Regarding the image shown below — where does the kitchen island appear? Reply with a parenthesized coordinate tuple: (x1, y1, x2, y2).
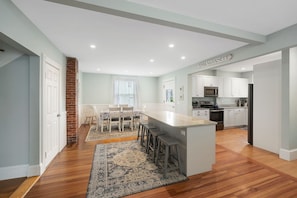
(142, 111, 217, 176)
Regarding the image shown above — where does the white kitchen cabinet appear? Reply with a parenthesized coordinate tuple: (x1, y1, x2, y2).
(234, 108, 245, 126)
(203, 76, 219, 87)
(192, 75, 222, 97)
(231, 78, 248, 97)
(216, 77, 224, 97)
(224, 108, 247, 127)
(192, 109, 209, 120)
(220, 77, 248, 98)
(241, 79, 248, 97)
(222, 77, 232, 97)
(192, 75, 248, 98)
(224, 109, 234, 127)
(244, 108, 248, 125)
(192, 76, 204, 97)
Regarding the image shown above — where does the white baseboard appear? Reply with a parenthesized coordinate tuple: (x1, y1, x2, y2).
(279, 148, 297, 161)
(0, 164, 41, 180)
(27, 164, 41, 177)
(0, 164, 28, 180)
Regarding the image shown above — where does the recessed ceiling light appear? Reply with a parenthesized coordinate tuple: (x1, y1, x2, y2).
(96, 68, 101, 71)
(90, 44, 96, 49)
(181, 56, 186, 60)
(149, 59, 155, 63)
(168, 43, 175, 48)
(241, 67, 246, 70)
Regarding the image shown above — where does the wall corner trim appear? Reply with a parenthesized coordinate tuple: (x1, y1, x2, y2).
(27, 164, 41, 177)
(279, 148, 297, 161)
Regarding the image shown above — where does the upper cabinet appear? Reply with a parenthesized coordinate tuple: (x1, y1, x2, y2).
(192, 75, 223, 97)
(192, 75, 248, 98)
(231, 77, 248, 97)
(203, 75, 219, 87)
(192, 75, 204, 97)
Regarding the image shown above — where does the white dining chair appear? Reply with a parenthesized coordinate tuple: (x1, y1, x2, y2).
(109, 107, 121, 132)
(98, 111, 109, 132)
(84, 105, 97, 126)
(121, 106, 134, 131)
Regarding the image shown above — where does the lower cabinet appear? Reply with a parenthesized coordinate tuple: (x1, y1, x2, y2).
(224, 108, 247, 127)
(192, 109, 210, 120)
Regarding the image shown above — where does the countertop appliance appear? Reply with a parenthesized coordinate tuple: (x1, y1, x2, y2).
(204, 86, 218, 97)
(192, 101, 199, 108)
(199, 101, 224, 131)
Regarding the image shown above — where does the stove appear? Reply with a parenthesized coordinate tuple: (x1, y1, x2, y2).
(197, 101, 224, 130)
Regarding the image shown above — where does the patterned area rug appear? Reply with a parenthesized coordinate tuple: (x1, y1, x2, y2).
(87, 140, 187, 198)
(85, 125, 138, 141)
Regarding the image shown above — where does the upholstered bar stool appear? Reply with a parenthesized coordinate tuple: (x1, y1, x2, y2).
(146, 128, 165, 162)
(155, 135, 182, 177)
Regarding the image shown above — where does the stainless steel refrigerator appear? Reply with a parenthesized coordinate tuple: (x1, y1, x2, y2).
(248, 84, 253, 145)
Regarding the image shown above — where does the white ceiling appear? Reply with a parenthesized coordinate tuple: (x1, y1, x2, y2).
(10, 0, 297, 76)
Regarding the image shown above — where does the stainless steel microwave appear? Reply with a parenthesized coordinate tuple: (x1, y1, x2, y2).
(204, 86, 218, 97)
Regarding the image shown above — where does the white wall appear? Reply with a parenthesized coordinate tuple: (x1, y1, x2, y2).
(253, 60, 281, 154)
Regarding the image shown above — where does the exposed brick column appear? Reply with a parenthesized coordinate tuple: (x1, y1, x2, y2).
(66, 57, 78, 144)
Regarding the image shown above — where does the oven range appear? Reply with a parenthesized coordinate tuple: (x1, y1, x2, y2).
(196, 101, 224, 131)
(208, 108, 224, 130)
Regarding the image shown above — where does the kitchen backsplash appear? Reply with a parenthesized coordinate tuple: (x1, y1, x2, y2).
(192, 97, 247, 107)
(217, 98, 244, 107)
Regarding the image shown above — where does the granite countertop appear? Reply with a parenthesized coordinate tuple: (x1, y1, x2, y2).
(142, 111, 216, 128)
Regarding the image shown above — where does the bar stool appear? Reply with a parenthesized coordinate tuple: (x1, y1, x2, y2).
(137, 122, 144, 141)
(142, 124, 157, 149)
(146, 129, 165, 162)
(137, 122, 156, 148)
(155, 135, 182, 177)
(137, 121, 146, 146)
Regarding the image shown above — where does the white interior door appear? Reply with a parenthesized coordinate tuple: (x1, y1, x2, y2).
(44, 58, 60, 168)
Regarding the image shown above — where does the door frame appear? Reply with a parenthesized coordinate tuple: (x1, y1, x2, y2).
(40, 54, 62, 173)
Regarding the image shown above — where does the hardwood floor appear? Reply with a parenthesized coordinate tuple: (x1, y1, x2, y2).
(0, 177, 26, 198)
(8, 126, 297, 197)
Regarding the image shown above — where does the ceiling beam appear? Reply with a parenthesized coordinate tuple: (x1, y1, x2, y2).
(46, 0, 266, 44)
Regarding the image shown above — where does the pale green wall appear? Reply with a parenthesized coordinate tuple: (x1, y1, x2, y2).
(80, 73, 158, 106)
(81, 73, 112, 104)
(0, 56, 30, 166)
(0, 0, 66, 179)
(139, 76, 158, 104)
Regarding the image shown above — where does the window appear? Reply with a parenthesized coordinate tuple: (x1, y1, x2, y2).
(113, 78, 138, 107)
